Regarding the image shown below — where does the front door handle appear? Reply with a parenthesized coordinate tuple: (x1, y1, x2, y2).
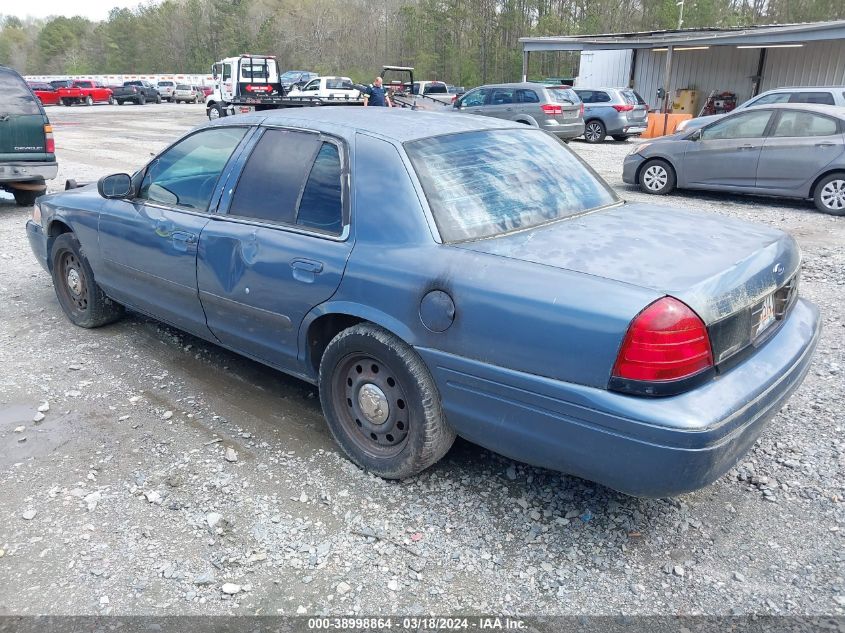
(739, 144, 757, 151)
(171, 231, 197, 252)
(815, 142, 836, 148)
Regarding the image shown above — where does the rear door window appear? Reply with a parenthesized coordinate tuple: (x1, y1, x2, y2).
(0, 69, 40, 115)
(296, 143, 344, 234)
(789, 92, 835, 105)
(490, 88, 514, 105)
(772, 111, 839, 137)
(228, 128, 321, 224)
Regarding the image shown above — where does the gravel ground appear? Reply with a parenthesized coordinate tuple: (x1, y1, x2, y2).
(0, 103, 843, 617)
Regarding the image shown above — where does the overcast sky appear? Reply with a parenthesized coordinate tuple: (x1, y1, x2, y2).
(0, 0, 151, 22)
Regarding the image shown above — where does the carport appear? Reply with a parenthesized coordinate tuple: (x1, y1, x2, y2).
(519, 20, 845, 120)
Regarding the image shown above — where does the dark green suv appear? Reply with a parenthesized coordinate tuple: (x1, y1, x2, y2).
(1, 65, 57, 206)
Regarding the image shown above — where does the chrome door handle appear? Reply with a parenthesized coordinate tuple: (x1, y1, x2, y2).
(815, 142, 836, 148)
(739, 144, 756, 151)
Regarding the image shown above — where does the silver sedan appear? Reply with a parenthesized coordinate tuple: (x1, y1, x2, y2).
(623, 104, 845, 215)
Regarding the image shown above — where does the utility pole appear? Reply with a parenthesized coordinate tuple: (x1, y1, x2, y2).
(677, 0, 685, 29)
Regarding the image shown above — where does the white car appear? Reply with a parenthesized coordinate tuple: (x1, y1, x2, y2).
(287, 76, 361, 100)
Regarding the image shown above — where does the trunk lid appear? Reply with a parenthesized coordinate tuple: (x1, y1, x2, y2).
(456, 203, 801, 364)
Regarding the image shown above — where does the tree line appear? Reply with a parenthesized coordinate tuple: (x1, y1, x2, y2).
(1, 0, 843, 87)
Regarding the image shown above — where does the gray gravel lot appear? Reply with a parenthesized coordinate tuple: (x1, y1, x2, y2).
(0, 103, 843, 616)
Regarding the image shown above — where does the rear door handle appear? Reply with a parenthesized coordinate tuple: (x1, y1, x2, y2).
(815, 142, 836, 148)
(739, 144, 757, 151)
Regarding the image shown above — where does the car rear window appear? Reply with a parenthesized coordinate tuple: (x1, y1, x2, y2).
(424, 83, 448, 94)
(177, 84, 191, 90)
(158, 81, 174, 86)
(0, 70, 40, 115)
(621, 89, 646, 105)
(547, 87, 579, 105)
(406, 129, 618, 242)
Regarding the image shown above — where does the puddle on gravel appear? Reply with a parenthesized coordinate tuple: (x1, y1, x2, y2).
(0, 403, 81, 467)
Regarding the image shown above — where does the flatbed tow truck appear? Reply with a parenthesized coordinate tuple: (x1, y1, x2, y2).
(205, 56, 449, 119)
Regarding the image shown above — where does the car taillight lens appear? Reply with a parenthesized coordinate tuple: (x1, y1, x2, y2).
(612, 297, 713, 383)
(451, 95, 457, 103)
(613, 104, 635, 112)
(579, 103, 584, 116)
(541, 103, 562, 115)
(44, 124, 55, 153)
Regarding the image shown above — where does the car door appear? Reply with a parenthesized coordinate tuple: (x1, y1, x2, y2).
(755, 109, 844, 192)
(197, 127, 353, 371)
(682, 109, 774, 188)
(456, 87, 488, 115)
(97, 125, 251, 337)
(486, 87, 516, 121)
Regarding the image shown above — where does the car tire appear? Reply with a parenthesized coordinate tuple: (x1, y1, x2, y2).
(85, 95, 93, 106)
(612, 135, 630, 142)
(584, 120, 607, 143)
(638, 158, 676, 195)
(138, 94, 146, 105)
(155, 94, 162, 104)
(117, 100, 124, 105)
(208, 103, 226, 120)
(108, 96, 116, 105)
(62, 99, 71, 106)
(813, 172, 845, 216)
(319, 323, 456, 479)
(12, 187, 40, 206)
(50, 233, 124, 329)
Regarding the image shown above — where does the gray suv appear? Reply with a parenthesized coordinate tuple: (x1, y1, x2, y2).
(574, 87, 649, 143)
(452, 82, 584, 141)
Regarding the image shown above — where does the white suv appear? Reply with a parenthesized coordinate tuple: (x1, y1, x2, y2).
(678, 86, 845, 131)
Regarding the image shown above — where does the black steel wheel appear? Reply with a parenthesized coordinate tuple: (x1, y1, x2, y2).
(319, 324, 455, 479)
(50, 233, 124, 328)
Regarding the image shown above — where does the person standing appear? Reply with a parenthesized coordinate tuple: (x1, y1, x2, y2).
(363, 76, 392, 107)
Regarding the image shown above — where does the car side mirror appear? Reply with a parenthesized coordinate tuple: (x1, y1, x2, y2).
(689, 129, 702, 141)
(98, 173, 133, 199)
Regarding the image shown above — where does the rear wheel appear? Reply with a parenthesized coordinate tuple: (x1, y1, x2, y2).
(138, 94, 146, 105)
(117, 100, 124, 105)
(50, 233, 124, 328)
(612, 135, 630, 142)
(319, 324, 456, 479)
(584, 120, 606, 143)
(62, 99, 71, 107)
(638, 158, 676, 195)
(108, 95, 116, 105)
(814, 172, 845, 216)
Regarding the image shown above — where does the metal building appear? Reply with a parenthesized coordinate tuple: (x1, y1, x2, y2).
(519, 20, 845, 113)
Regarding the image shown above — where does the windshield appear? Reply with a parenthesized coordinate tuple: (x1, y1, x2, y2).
(406, 129, 618, 242)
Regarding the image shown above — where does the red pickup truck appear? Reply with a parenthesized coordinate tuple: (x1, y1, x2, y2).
(49, 79, 114, 106)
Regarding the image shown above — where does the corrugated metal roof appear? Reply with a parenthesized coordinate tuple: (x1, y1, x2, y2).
(521, 19, 845, 51)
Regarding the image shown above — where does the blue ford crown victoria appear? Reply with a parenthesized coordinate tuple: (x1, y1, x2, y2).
(26, 108, 820, 497)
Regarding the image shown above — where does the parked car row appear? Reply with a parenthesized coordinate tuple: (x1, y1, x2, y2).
(28, 80, 116, 106)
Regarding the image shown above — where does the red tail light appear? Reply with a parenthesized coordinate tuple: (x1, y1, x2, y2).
(612, 297, 713, 383)
(541, 103, 562, 115)
(613, 104, 635, 112)
(44, 124, 55, 154)
(451, 95, 457, 103)
(579, 102, 584, 116)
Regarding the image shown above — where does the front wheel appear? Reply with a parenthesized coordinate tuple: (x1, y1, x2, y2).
(319, 324, 456, 479)
(50, 233, 124, 328)
(85, 95, 93, 106)
(814, 172, 845, 216)
(584, 120, 607, 143)
(638, 158, 676, 195)
(207, 103, 226, 120)
(108, 95, 116, 105)
(612, 135, 630, 142)
(138, 94, 146, 105)
(155, 94, 162, 104)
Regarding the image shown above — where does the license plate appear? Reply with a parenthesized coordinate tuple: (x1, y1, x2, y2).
(751, 292, 776, 339)
(563, 110, 578, 119)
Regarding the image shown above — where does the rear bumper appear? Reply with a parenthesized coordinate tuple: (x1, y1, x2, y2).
(26, 220, 50, 272)
(544, 120, 585, 140)
(0, 161, 57, 184)
(417, 298, 820, 497)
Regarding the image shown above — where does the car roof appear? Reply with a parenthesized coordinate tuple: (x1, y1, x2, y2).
(742, 103, 845, 118)
(762, 86, 845, 92)
(212, 107, 525, 143)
